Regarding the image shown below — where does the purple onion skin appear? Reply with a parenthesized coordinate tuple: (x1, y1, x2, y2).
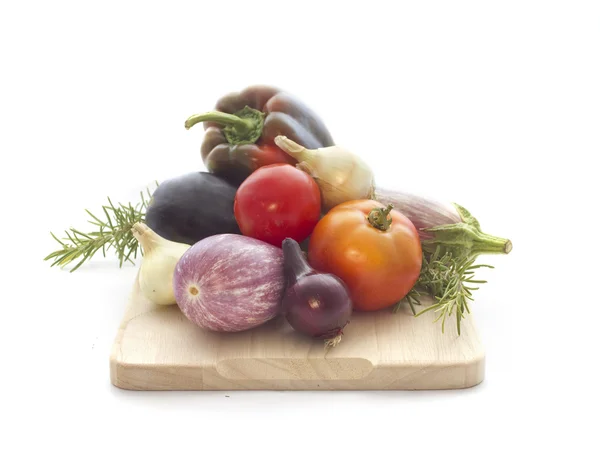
(374, 187, 461, 240)
(281, 238, 352, 340)
(173, 234, 285, 332)
(282, 275, 352, 339)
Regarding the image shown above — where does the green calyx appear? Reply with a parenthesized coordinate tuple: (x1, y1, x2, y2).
(184, 105, 265, 145)
(396, 203, 512, 336)
(367, 204, 394, 231)
(420, 203, 513, 259)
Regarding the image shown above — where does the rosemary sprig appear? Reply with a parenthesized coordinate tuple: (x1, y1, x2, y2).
(401, 246, 494, 335)
(44, 185, 157, 272)
(393, 288, 421, 315)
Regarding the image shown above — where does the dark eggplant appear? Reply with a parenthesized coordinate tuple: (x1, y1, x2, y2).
(145, 172, 240, 245)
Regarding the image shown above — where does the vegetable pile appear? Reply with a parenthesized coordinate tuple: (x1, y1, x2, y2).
(45, 84, 512, 345)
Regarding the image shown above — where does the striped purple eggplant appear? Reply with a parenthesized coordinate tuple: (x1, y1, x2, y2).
(374, 187, 512, 258)
(173, 234, 285, 332)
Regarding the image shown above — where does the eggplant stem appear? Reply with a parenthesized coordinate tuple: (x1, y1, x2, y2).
(422, 222, 512, 257)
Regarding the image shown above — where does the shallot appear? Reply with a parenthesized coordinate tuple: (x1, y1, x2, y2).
(131, 222, 191, 305)
(281, 238, 353, 348)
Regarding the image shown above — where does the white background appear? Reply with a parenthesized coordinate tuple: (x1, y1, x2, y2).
(1, 1, 599, 458)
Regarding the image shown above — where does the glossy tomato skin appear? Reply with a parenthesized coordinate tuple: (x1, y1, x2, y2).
(308, 200, 422, 312)
(234, 164, 321, 247)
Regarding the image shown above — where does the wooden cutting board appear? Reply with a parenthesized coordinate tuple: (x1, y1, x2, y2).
(110, 273, 485, 391)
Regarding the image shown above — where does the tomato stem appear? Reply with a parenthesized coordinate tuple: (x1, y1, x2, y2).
(367, 204, 394, 231)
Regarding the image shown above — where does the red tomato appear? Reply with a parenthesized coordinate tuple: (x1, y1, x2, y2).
(234, 164, 321, 247)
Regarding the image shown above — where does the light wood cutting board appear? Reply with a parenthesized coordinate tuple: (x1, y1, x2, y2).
(110, 273, 485, 391)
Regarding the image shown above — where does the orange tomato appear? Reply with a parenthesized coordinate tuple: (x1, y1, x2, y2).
(308, 200, 422, 312)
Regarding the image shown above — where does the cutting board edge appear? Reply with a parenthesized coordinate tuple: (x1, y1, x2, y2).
(109, 352, 485, 391)
(109, 272, 486, 391)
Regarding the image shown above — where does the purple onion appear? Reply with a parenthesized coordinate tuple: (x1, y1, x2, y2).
(173, 234, 285, 332)
(281, 238, 353, 348)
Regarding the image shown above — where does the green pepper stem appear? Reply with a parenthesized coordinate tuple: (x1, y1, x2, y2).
(184, 111, 253, 132)
(184, 105, 265, 145)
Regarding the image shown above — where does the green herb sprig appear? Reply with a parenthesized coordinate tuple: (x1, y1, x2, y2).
(44, 185, 156, 272)
(397, 246, 494, 335)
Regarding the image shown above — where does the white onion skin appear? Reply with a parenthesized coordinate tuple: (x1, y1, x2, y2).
(173, 234, 285, 332)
